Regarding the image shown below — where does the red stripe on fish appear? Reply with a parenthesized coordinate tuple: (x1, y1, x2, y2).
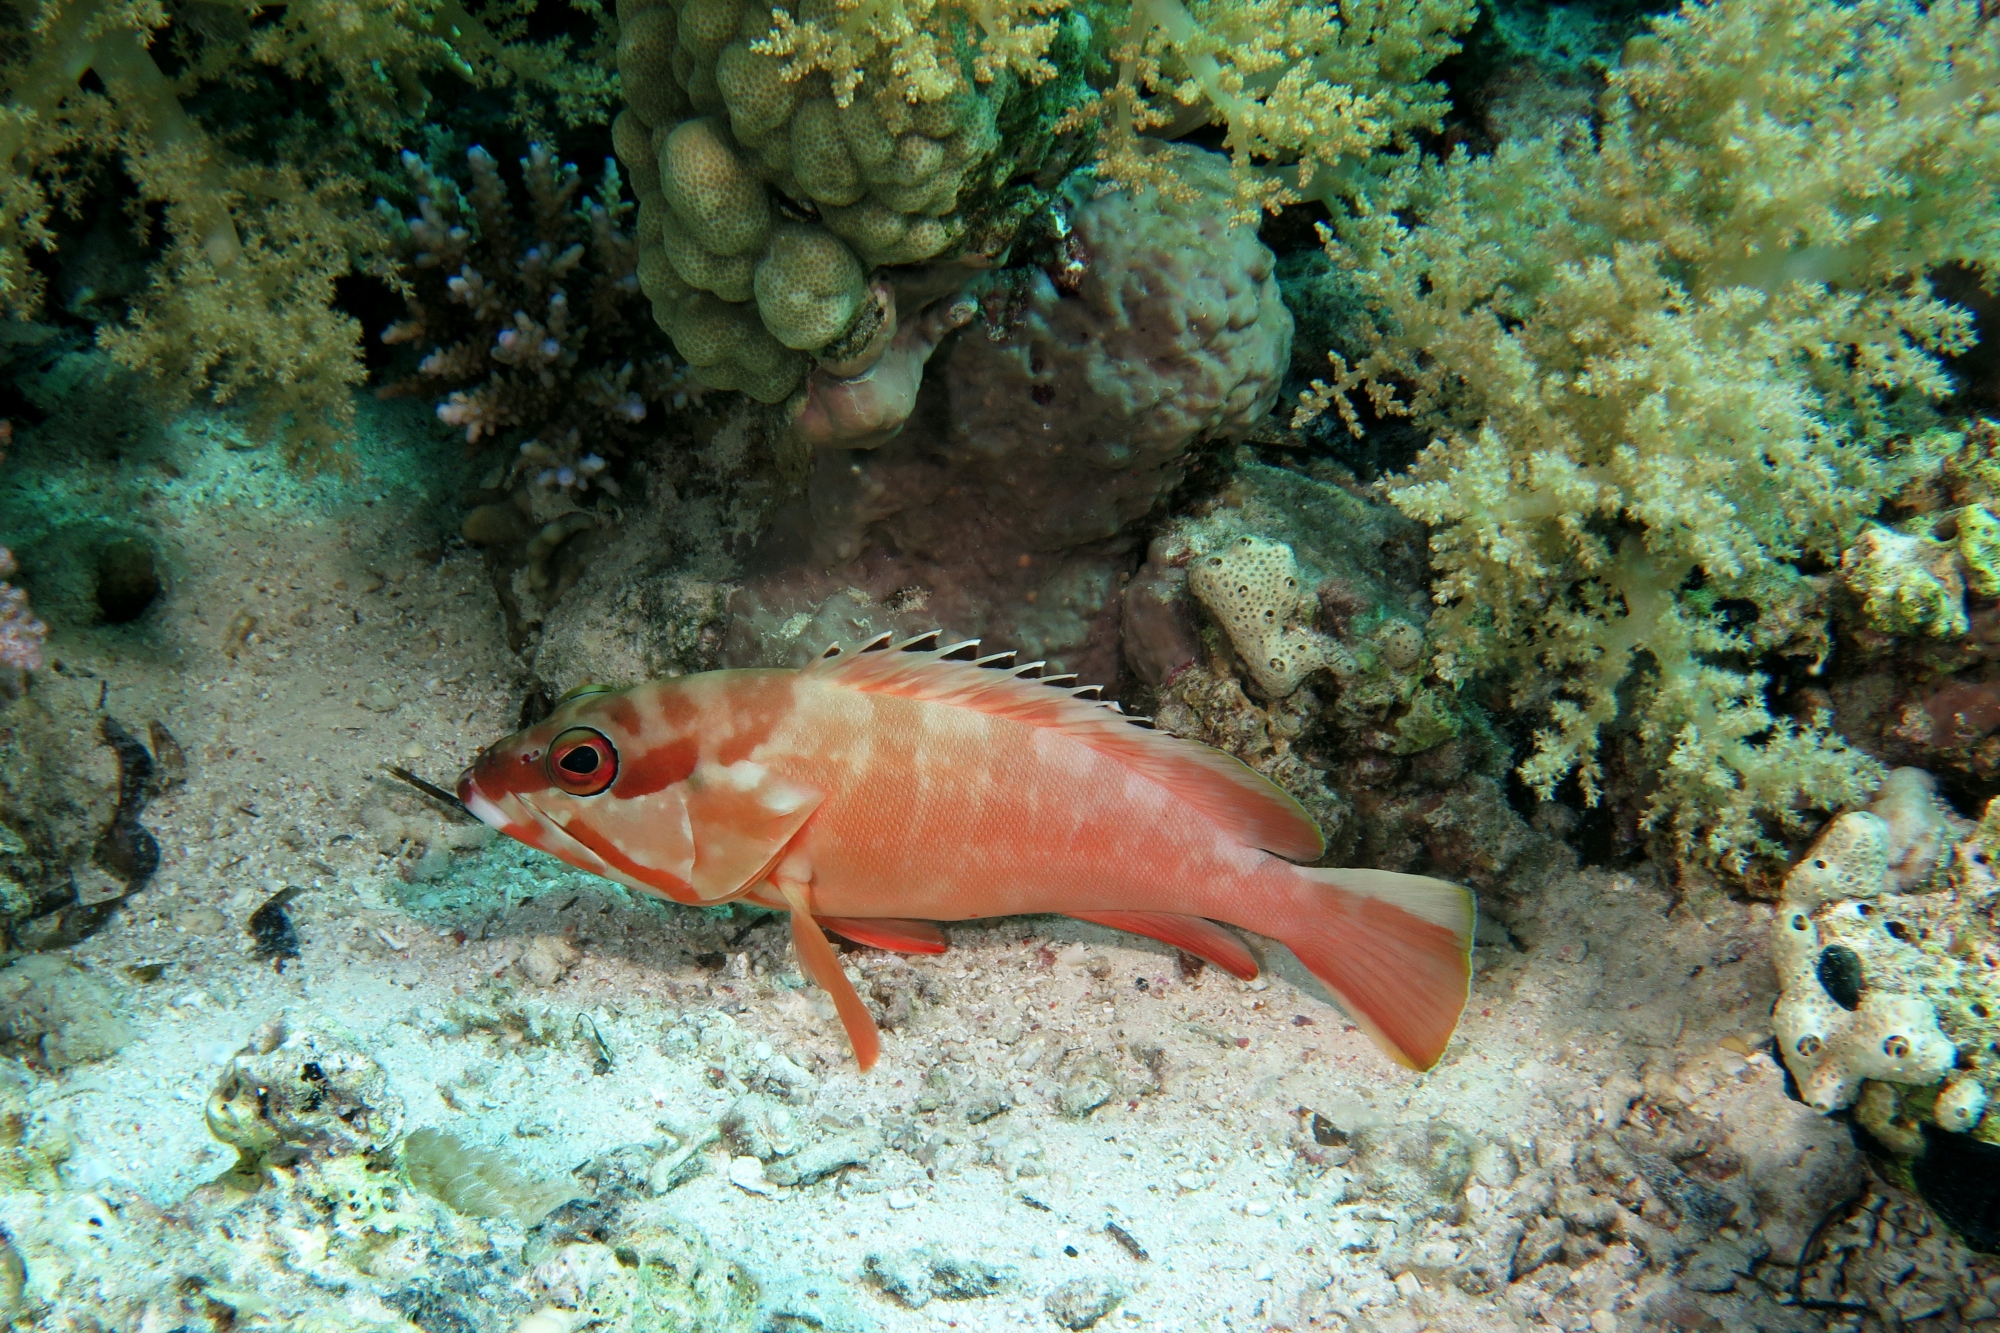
(552, 809, 700, 903)
(615, 736, 700, 798)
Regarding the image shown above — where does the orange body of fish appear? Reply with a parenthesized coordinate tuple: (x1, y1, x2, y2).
(456, 636, 1476, 1071)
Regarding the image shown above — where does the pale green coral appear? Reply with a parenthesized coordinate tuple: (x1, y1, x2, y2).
(1069, 0, 1475, 220)
(1958, 504, 2000, 600)
(1306, 0, 2000, 866)
(1841, 523, 1969, 640)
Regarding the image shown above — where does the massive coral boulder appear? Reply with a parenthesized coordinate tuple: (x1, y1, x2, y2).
(723, 144, 1292, 682)
(615, 0, 1088, 401)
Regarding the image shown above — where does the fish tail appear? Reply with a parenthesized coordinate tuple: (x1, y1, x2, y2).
(1274, 866, 1475, 1071)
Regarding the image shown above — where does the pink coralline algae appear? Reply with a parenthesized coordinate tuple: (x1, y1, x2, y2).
(728, 144, 1293, 683)
(0, 548, 46, 672)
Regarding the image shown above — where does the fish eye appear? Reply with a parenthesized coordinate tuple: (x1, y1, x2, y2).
(547, 727, 618, 796)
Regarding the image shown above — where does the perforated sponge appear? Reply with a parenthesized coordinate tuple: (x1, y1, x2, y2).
(1188, 535, 1332, 699)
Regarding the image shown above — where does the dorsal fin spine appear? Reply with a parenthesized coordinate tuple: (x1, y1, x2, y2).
(806, 638, 1324, 861)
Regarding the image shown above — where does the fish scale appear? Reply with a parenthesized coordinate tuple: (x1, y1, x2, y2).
(458, 633, 1476, 1072)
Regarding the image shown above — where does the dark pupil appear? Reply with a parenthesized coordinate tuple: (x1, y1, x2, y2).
(560, 745, 600, 775)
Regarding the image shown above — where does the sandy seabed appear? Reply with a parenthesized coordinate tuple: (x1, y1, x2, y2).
(2, 392, 1997, 1333)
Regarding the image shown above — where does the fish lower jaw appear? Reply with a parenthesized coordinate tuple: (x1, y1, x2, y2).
(457, 772, 511, 830)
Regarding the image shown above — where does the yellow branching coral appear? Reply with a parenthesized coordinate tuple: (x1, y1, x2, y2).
(0, 0, 612, 469)
(1067, 0, 1472, 220)
(751, 0, 1069, 106)
(1307, 0, 2000, 866)
(747, 0, 1468, 220)
(97, 168, 377, 470)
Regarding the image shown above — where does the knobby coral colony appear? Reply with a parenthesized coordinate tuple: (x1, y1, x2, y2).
(613, 0, 1474, 400)
(1300, 0, 2000, 868)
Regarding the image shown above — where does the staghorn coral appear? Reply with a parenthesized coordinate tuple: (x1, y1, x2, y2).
(0, 0, 616, 469)
(378, 142, 687, 600)
(1305, 0, 2000, 868)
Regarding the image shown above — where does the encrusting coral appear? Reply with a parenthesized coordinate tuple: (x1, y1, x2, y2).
(1772, 768, 2000, 1251)
(1186, 534, 1343, 699)
(0, 0, 615, 469)
(1304, 0, 2000, 867)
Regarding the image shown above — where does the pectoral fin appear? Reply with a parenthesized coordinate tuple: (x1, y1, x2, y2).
(683, 765, 823, 901)
(775, 878, 882, 1071)
(817, 917, 948, 954)
(1067, 911, 1259, 980)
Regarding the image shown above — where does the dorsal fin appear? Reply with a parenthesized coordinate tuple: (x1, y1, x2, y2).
(808, 635, 1325, 861)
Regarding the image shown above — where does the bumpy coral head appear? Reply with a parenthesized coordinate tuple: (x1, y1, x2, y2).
(457, 682, 702, 900)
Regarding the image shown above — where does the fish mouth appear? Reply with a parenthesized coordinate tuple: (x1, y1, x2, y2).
(456, 767, 510, 830)
(515, 793, 623, 882)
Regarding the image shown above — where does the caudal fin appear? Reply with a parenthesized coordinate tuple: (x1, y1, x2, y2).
(1281, 867, 1474, 1071)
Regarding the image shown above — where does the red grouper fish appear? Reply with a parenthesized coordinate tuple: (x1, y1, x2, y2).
(456, 633, 1476, 1072)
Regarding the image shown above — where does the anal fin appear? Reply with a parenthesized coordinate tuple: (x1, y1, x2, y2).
(1068, 911, 1259, 980)
(776, 879, 882, 1071)
(817, 916, 948, 954)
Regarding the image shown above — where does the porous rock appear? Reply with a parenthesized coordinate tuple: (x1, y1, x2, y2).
(206, 1015, 404, 1170)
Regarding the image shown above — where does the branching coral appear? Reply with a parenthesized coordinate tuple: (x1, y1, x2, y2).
(1305, 0, 2000, 866)
(751, 0, 1071, 107)
(1068, 0, 1473, 219)
(379, 143, 679, 500)
(0, 0, 616, 469)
